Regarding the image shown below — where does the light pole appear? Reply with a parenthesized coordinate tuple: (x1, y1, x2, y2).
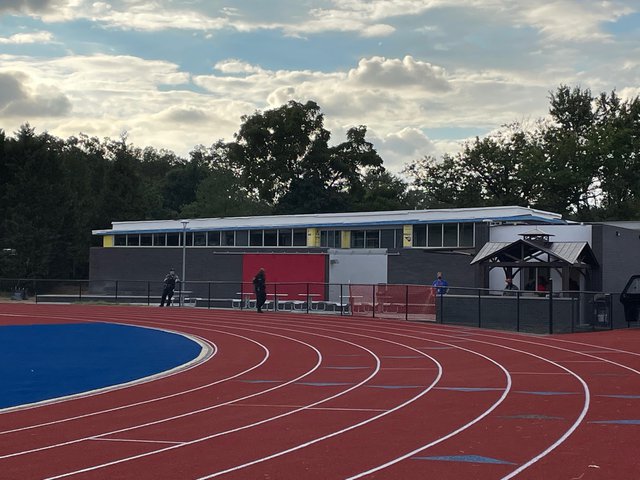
(181, 220, 189, 306)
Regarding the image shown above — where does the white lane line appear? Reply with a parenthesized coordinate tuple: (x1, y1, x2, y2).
(2, 324, 318, 458)
(260, 317, 586, 480)
(186, 316, 507, 480)
(510, 372, 571, 375)
(43, 332, 382, 479)
(194, 332, 445, 480)
(230, 404, 388, 413)
(328, 319, 638, 479)
(89, 438, 184, 445)
(0, 329, 253, 435)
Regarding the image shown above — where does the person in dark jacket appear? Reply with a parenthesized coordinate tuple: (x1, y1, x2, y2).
(503, 276, 519, 296)
(253, 268, 267, 313)
(160, 268, 179, 307)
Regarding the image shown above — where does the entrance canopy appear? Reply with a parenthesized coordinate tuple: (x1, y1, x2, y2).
(471, 235, 598, 291)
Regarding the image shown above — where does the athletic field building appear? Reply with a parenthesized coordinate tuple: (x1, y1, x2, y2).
(90, 206, 640, 302)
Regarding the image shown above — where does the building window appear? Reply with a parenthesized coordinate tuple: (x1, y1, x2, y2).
(380, 229, 396, 248)
(140, 234, 152, 246)
(114, 235, 126, 246)
(153, 233, 166, 246)
(278, 229, 292, 246)
(167, 233, 179, 246)
(127, 234, 140, 246)
(236, 230, 249, 247)
(264, 230, 277, 247)
(413, 225, 427, 247)
(320, 230, 341, 248)
(443, 223, 458, 247)
(351, 230, 365, 248)
(413, 222, 474, 248)
(208, 231, 220, 246)
(222, 231, 235, 246)
(180, 232, 193, 246)
(194, 232, 206, 246)
(293, 229, 307, 246)
(250, 230, 262, 246)
(395, 229, 403, 248)
(428, 224, 443, 247)
(460, 223, 474, 247)
(365, 230, 380, 248)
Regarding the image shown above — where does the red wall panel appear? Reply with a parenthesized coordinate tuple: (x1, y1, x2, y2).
(242, 253, 327, 301)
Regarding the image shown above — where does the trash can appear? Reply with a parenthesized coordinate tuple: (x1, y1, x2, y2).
(591, 294, 610, 325)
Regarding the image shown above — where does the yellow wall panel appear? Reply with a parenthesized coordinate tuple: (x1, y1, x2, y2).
(403, 225, 413, 247)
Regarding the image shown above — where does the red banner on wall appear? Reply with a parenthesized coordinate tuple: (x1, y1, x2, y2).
(242, 253, 327, 301)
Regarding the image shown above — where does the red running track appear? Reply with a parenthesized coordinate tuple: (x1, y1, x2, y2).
(1, 303, 640, 479)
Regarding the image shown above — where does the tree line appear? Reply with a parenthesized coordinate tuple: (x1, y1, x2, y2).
(1, 86, 639, 279)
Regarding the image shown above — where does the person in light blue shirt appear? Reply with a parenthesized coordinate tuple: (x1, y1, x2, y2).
(432, 271, 449, 295)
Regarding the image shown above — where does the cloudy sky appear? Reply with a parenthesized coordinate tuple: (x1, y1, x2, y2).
(1, 1, 639, 173)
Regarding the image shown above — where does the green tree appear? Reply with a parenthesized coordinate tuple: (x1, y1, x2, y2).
(592, 92, 640, 219)
(1, 125, 69, 277)
(181, 145, 270, 218)
(350, 170, 413, 211)
(225, 101, 384, 212)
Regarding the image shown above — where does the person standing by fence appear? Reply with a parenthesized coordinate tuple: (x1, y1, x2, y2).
(432, 271, 449, 295)
(253, 268, 267, 313)
(503, 276, 519, 296)
(160, 268, 179, 307)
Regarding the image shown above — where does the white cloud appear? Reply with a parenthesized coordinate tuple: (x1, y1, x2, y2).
(348, 56, 451, 91)
(0, 31, 54, 44)
(521, 0, 634, 42)
(5, 0, 636, 44)
(1, 0, 639, 175)
(0, 71, 71, 118)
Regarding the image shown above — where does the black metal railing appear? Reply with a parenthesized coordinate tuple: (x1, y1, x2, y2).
(0, 278, 635, 333)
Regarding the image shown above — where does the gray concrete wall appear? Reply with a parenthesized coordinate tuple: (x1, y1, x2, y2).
(598, 224, 640, 293)
(89, 247, 243, 298)
(387, 248, 479, 288)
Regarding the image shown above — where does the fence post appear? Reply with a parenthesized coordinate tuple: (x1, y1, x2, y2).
(147, 281, 151, 306)
(477, 288, 481, 328)
(372, 284, 376, 319)
(306, 283, 310, 314)
(340, 283, 344, 316)
(608, 294, 613, 330)
(115, 280, 119, 304)
(240, 282, 244, 310)
(405, 284, 409, 321)
(208, 282, 211, 309)
(79, 281, 82, 303)
(548, 279, 554, 334)
(274, 283, 278, 312)
(516, 290, 521, 332)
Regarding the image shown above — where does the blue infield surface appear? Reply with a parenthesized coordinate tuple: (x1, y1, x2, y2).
(0, 322, 202, 409)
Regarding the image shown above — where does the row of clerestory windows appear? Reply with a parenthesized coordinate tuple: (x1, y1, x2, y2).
(111, 223, 475, 249)
(114, 228, 308, 248)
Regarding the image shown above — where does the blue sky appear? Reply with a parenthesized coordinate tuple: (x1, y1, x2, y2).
(1, 1, 639, 173)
